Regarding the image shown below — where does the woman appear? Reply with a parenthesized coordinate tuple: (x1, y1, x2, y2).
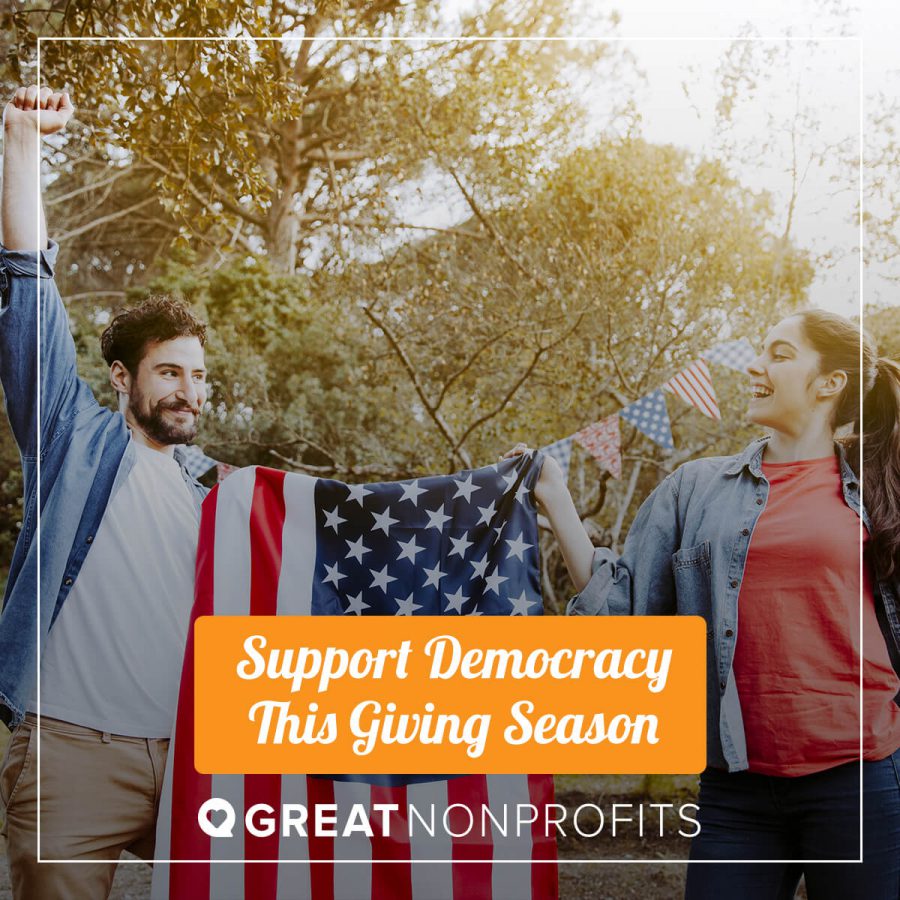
(509, 310, 900, 899)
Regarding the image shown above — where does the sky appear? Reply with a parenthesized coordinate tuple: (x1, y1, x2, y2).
(606, 0, 897, 314)
(437, 0, 899, 315)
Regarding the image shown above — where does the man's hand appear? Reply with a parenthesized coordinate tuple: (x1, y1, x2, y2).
(1, 86, 71, 249)
(3, 85, 74, 136)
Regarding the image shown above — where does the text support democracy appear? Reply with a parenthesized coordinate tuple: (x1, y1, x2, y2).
(236, 634, 673, 694)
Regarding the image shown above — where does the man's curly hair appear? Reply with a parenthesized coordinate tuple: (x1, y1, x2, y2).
(100, 295, 207, 373)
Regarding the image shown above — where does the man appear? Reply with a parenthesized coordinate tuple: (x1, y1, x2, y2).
(0, 85, 209, 898)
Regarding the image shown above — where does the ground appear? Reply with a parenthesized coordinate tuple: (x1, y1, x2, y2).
(0, 833, 689, 899)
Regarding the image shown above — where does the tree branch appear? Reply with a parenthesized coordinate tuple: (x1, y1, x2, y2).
(362, 304, 472, 468)
(56, 197, 157, 242)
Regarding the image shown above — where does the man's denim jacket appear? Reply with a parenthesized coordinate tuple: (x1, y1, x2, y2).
(567, 438, 900, 772)
(0, 242, 207, 728)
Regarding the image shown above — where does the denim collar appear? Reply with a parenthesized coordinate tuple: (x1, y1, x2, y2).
(723, 435, 860, 491)
(723, 436, 769, 478)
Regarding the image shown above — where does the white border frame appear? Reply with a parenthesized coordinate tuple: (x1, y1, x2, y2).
(34, 33, 866, 867)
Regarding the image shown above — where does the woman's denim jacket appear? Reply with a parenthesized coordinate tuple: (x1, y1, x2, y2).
(567, 438, 900, 772)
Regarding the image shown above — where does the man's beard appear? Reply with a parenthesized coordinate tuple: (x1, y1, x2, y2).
(129, 394, 199, 445)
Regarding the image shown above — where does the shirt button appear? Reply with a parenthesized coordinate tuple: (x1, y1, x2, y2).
(730, 579, 739, 588)
(725, 629, 734, 637)
(63, 577, 73, 586)
(741, 528, 749, 536)
(720, 680, 726, 690)
(86, 535, 94, 544)
(756, 498, 764, 505)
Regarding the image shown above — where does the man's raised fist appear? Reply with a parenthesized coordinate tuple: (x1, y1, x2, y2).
(4, 85, 74, 135)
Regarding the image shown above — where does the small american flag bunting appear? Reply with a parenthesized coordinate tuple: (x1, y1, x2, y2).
(662, 359, 721, 420)
(574, 416, 622, 479)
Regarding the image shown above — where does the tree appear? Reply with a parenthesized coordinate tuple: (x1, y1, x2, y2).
(866, 305, 900, 359)
(681, 16, 861, 310)
(4, 0, 625, 283)
(0, 4, 815, 608)
(346, 137, 812, 607)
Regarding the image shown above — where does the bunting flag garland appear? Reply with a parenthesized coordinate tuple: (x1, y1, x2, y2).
(702, 338, 756, 373)
(619, 389, 675, 451)
(540, 436, 574, 481)
(662, 359, 721, 420)
(574, 416, 622, 479)
(186, 336, 753, 483)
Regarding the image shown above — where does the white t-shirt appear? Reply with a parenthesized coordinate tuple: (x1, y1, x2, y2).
(30, 441, 201, 737)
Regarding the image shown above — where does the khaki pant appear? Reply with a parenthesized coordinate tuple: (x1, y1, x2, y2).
(0, 714, 169, 900)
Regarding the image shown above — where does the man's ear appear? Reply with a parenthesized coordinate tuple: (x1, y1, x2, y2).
(109, 360, 131, 398)
(817, 369, 848, 400)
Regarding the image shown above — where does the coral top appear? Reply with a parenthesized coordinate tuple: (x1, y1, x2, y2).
(731, 455, 900, 776)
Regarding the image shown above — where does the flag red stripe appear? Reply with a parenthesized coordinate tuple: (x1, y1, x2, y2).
(249, 468, 287, 617)
(447, 776, 492, 900)
(307, 776, 336, 900)
(528, 774, 558, 900)
(169, 487, 218, 898)
(245, 470, 287, 896)
(370, 785, 413, 900)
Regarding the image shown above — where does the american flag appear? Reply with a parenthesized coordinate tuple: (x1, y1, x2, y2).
(151, 453, 558, 900)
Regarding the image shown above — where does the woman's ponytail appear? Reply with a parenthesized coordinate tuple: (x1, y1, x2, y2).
(861, 357, 900, 579)
(796, 309, 900, 581)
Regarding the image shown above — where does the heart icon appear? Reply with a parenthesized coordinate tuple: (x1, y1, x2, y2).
(198, 798, 236, 838)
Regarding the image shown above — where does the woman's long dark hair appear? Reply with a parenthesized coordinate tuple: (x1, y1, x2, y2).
(796, 309, 900, 580)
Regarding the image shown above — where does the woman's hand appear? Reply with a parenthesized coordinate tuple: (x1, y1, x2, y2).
(499, 442, 595, 592)
(500, 442, 566, 510)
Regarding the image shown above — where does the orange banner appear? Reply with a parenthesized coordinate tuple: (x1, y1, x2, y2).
(194, 616, 706, 774)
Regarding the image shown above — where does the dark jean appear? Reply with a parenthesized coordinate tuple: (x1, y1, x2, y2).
(685, 751, 900, 900)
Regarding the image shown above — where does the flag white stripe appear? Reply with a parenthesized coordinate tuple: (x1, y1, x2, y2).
(672, 374, 713, 416)
(214, 466, 256, 616)
(488, 775, 533, 899)
(149, 738, 175, 896)
(208, 472, 253, 893)
(331, 781, 373, 897)
(276, 473, 319, 615)
(209, 773, 246, 893)
(276, 775, 312, 900)
(408, 780, 454, 895)
(664, 362, 720, 419)
(671, 368, 706, 399)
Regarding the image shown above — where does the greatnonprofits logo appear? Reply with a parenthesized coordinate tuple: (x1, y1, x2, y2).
(196, 797, 700, 840)
(198, 798, 238, 838)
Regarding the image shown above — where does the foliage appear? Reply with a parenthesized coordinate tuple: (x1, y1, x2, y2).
(338, 137, 812, 605)
(0, 2, 817, 608)
(4, 0, 621, 279)
(866, 305, 900, 360)
(64, 248, 431, 477)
